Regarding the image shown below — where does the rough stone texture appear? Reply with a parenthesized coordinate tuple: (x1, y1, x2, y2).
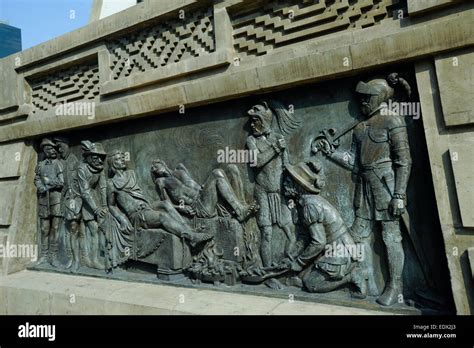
(0, 142, 23, 178)
(408, 0, 460, 15)
(0, 182, 17, 226)
(0, 5, 472, 142)
(449, 145, 474, 228)
(0, 143, 38, 276)
(468, 248, 474, 281)
(0, 270, 393, 315)
(435, 47, 474, 127)
(415, 59, 474, 314)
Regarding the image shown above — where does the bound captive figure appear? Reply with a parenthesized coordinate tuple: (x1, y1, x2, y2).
(150, 160, 257, 222)
(281, 161, 367, 298)
(35, 138, 64, 266)
(246, 101, 301, 289)
(107, 151, 213, 247)
(314, 77, 412, 306)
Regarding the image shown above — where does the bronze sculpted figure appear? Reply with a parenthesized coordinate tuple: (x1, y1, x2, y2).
(76, 141, 109, 270)
(246, 101, 300, 289)
(35, 138, 64, 266)
(53, 136, 80, 270)
(314, 77, 412, 306)
(31, 72, 432, 311)
(281, 161, 367, 298)
(150, 160, 256, 222)
(107, 151, 213, 248)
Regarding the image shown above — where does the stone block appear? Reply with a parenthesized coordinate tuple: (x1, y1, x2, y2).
(449, 146, 474, 227)
(468, 247, 474, 281)
(0, 142, 24, 178)
(5, 287, 50, 315)
(435, 47, 474, 127)
(0, 182, 17, 226)
(408, 0, 460, 16)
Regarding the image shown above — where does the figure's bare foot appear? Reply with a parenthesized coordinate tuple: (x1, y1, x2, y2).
(186, 232, 213, 247)
(236, 201, 259, 222)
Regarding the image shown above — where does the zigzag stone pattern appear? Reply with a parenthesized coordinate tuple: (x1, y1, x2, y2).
(232, 0, 401, 58)
(30, 63, 100, 114)
(107, 6, 215, 81)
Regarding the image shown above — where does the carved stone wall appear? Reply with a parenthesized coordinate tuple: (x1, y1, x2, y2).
(29, 63, 100, 114)
(231, 0, 402, 58)
(0, 0, 472, 315)
(107, 6, 215, 80)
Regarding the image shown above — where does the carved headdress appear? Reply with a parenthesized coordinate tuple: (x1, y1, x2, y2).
(247, 100, 302, 136)
(80, 140, 107, 157)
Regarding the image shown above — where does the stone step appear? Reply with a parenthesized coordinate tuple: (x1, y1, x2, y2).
(0, 270, 395, 315)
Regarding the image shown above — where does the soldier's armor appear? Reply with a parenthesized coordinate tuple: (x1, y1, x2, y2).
(352, 110, 411, 221)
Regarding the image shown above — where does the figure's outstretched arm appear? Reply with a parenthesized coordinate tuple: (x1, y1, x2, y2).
(295, 223, 326, 268)
(316, 134, 357, 171)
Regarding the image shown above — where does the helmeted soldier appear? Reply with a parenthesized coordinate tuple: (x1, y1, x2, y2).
(316, 77, 412, 306)
(34, 138, 64, 266)
(246, 102, 296, 289)
(53, 136, 80, 270)
(76, 140, 108, 269)
(281, 161, 367, 298)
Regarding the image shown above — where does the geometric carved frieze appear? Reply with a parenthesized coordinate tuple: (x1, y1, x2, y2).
(232, 0, 402, 58)
(29, 63, 100, 114)
(106, 6, 215, 80)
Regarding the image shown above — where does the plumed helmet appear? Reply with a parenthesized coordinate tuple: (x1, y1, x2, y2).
(355, 78, 394, 103)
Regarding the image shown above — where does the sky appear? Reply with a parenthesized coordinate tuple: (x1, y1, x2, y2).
(0, 0, 93, 50)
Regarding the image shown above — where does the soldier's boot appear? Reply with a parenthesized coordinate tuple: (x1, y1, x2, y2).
(91, 255, 104, 270)
(90, 240, 105, 270)
(350, 266, 368, 299)
(360, 238, 380, 296)
(49, 241, 62, 268)
(36, 234, 49, 265)
(80, 234, 94, 268)
(64, 231, 74, 269)
(71, 234, 81, 272)
(377, 279, 402, 306)
(377, 237, 404, 306)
